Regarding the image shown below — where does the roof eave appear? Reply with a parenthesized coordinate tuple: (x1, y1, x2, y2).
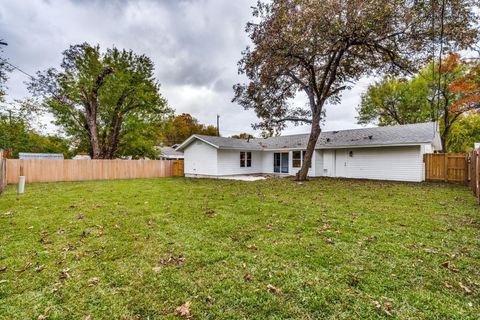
(175, 135, 220, 151)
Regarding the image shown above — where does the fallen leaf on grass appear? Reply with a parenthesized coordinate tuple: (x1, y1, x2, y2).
(267, 284, 281, 294)
(158, 255, 186, 267)
(326, 238, 335, 245)
(35, 265, 44, 273)
(441, 261, 458, 272)
(459, 282, 472, 293)
(206, 295, 213, 305)
(15, 262, 32, 272)
(0, 266, 7, 273)
(38, 315, 47, 320)
(3, 211, 13, 216)
(175, 301, 192, 318)
(444, 281, 453, 289)
(205, 209, 216, 217)
(0, 280, 9, 284)
(60, 268, 71, 279)
(243, 273, 252, 281)
(247, 244, 257, 250)
(88, 277, 99, 287)
(77, 214, 85, 220)
(84, 316, 92, 320)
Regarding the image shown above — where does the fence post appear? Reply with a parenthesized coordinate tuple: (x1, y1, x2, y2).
(476, 151, 480, 204)
(0, 150, 5, 194)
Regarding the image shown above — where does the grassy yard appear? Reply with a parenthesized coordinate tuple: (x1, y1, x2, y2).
(0, 177, 479, 319)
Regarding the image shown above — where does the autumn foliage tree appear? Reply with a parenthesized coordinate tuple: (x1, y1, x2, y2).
(159, 113, 218, 145)
(234, 0, 478, 180)
(358, 53, 480, 151)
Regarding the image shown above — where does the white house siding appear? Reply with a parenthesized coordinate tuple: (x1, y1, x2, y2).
(289, 150, 315, 176)
(184, 140, 218, 176)
(261, 151, 275, 174)
(217, 150, 263, 175)
(338, 146, 424, 182)
(314, 150, 324, 176)
(323, 150, 335, 177)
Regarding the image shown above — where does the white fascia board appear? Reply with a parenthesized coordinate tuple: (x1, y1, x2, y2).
(176, 135, 219, 151)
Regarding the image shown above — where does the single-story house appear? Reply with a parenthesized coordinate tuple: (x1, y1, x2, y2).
(176, 122, 441, 182)
(156, 146, 184, 160)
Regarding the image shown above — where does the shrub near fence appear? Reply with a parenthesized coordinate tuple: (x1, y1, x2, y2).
(6, 159, 184, 184)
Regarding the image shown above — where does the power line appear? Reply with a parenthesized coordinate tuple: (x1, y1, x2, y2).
(0, 58, 36, 80)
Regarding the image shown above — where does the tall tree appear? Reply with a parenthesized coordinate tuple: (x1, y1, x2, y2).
(357, 76, 433, 126)
(159, 113, 218, 145)
(231, 133, 255, 139)
(0, 42, 12, 103)
(234, 0, 478, 180)
(357, 54, 480, 151)
(29, 43, 171, 159)
(448, 113, 480, 152)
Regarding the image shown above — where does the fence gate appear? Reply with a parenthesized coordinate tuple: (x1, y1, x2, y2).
(424, 153, 467, 183)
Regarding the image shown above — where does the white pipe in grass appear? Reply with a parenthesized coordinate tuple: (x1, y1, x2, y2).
(18, 176, 25, 194)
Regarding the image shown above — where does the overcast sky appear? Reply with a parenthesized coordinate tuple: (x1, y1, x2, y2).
(0, 0, 372, 137)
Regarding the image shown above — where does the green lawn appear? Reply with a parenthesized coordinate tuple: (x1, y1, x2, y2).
(0, 178, 479, 319)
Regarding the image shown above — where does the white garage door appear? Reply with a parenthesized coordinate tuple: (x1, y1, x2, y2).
(334, 146, 423, 182)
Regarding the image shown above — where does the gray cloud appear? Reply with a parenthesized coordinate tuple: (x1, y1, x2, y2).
(1, 0, 367, 137)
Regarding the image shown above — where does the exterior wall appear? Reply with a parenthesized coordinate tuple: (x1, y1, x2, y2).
(323, 150, 335, 177)
(335, 145, 424, 182)
(184, 138, 430, 182)
(314, 150, 324, 176)
(261, 151, 275, 174)
(217, 150, 263, 175)
(184, 140, 218, 176)
(289, 150, 315, 177)
(261, 150, 315, 176)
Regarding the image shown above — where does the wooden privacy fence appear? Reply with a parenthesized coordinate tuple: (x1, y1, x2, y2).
(0, 150, 6, 193)
(424, 151, 480, 204)
(468, 150, 480, 204)
(5, 159, 184, 184)
(424, 153, 468, 183)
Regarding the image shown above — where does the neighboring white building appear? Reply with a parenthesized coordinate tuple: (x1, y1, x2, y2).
(18, 153, 64, 160)
(176, 122, 442, 182)
(156, 146, 184, 160)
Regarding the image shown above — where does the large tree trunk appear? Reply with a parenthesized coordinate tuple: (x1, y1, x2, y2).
(296, 113, 321, 181)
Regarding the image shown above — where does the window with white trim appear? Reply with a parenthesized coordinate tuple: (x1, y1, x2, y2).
(240, 152, 252, 167)
(292, 150, 311, 168)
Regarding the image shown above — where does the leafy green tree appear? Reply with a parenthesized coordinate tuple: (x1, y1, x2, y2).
(29, 43, 172, 159)
(357, 76, 433, 126)
(231, 133, 255, 140)
(0, 42, 12, 103)
(358, 54, 479, 151)
(233, 0, 478, 180)
(0, 113, 71, 158)
(448, 114, 480, 152)
(159, 113, 218, 145)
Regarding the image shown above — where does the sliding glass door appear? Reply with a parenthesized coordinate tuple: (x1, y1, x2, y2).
(273, 152, 289, 173)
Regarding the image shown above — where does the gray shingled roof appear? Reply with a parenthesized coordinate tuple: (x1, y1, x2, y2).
(178, 122, 438, 151)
